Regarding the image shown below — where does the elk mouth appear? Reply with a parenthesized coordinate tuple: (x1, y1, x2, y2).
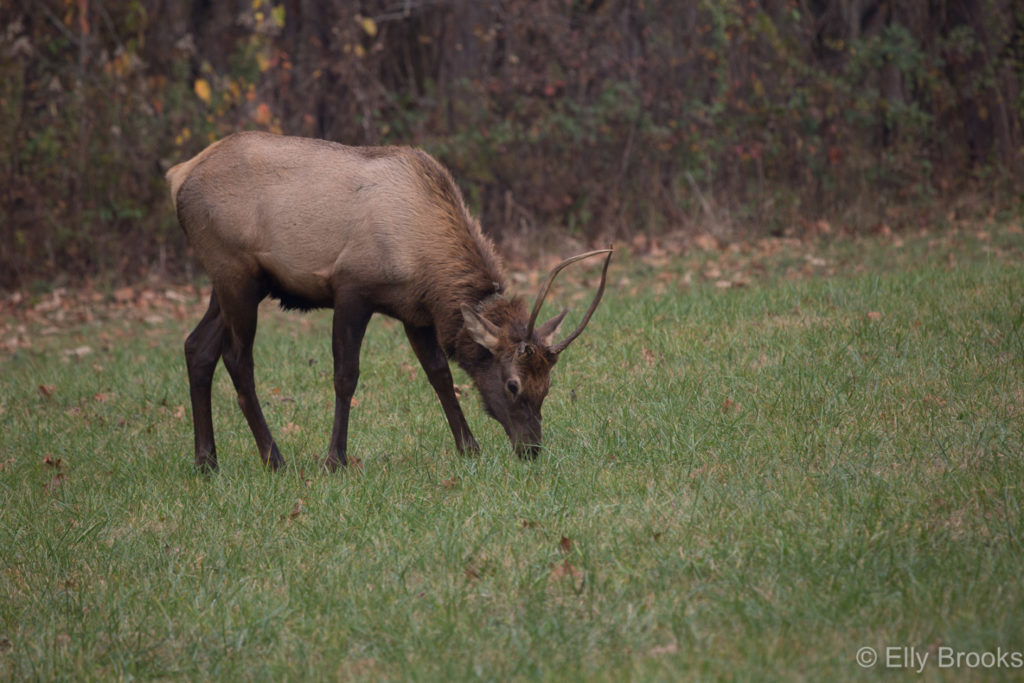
(514, 440, 541, 460)
(502, 415, 542, 460)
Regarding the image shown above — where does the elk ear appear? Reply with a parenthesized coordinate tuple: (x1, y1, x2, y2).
(461, 304, 501, 353)
(535, 309, 568, 348)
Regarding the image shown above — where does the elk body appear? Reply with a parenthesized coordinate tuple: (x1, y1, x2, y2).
(166, 131, 612, 471)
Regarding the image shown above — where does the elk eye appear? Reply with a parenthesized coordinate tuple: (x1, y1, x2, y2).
(506, 378, 521, 397)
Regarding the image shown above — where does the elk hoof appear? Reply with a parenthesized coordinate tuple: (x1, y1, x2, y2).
(264, 444, 286, 471)
(322, 454, 346, 472)
(195, 452, 218, 473)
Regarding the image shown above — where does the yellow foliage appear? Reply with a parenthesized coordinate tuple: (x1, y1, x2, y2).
(358, 15, 378, 38)
(193, 78, 212, 105)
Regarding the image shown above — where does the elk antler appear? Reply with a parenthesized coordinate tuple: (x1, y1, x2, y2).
(525, 248, 614, 354)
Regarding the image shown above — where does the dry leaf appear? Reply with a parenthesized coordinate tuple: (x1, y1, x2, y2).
(289, 499, 304, 519)
(63, 345, 93, 358)
(441, 478, 459, 489)
(648, 641, 679, 656)
(44, 473, 66, 491)
(42, 454, 62, 468)
(866, 311, 883, 321)
(38, 384, 56, 399)
(401, 361, 419, 380)
(693, 233, 719, 251)
(559, 536, 574, 553)
(549, 560, 583, 582)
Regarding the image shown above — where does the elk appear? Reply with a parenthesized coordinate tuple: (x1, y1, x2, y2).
(166, 131, 612, 471)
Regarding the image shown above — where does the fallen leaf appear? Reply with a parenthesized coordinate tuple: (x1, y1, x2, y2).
(38, 384, 56, 399)
(521, 520, 540, 529)
(401, 361, 419, 380)
(289, 498, 304, 519)
(549, 560, 584, 582)
(283, 421, 301, 435)
(866, 311, 883, 321)
(42, 455, 62, 468)
(93, 392, 111, 403)
(113, 286, 134, 303)
(559, 536, 574, 553)
(441, 478, 459, 489)
(350, 397, 359, 408)
(44, 473, 66, 491)
(173, 405, 185, 420)
(693, 233, 719, 251)
(648, 641, 679, 656)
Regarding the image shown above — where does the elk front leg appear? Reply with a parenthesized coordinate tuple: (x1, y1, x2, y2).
(218, 284, 285, 470)
(324, 298, 373, 471)
(404, 323, 479, 454)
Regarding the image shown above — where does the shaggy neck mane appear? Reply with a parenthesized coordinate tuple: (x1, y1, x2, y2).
(406, 148, 524, 365)
(428, 217, 517, 364)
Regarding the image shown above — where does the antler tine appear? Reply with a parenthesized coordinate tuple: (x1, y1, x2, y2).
(524, 248, 614, 349)
(549, 248, 613, 354)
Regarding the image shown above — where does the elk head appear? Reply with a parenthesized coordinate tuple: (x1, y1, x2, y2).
(458, 249, 613, 458)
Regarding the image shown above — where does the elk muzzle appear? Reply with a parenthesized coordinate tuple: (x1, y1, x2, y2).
(504, 412, 542, 460)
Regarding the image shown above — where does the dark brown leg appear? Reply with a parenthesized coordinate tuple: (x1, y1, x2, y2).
(218, 283, 285, 470)
(324, 297, 373, 471)
(184, 292, 226, 471)
(404, 323, 480, 454)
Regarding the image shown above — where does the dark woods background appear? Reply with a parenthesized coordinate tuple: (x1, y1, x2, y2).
(1, 0, 1022, 289)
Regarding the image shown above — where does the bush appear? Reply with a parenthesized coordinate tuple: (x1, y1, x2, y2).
(1, 0, 1021, 289)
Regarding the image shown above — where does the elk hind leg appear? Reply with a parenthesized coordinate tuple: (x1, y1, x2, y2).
(324, 298, 372, 471)
(185, 292, 227, 471)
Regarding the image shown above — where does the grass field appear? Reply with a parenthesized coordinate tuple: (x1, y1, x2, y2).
(1, 224, 1022, 679)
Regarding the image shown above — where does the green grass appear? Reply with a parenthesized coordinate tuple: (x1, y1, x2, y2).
(1, 226, 1023, 680)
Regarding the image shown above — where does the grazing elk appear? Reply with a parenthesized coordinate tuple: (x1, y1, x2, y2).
(166, 131, 612, 471)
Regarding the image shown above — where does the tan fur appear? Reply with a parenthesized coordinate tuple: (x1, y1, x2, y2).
(170, 132, 505, 342)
